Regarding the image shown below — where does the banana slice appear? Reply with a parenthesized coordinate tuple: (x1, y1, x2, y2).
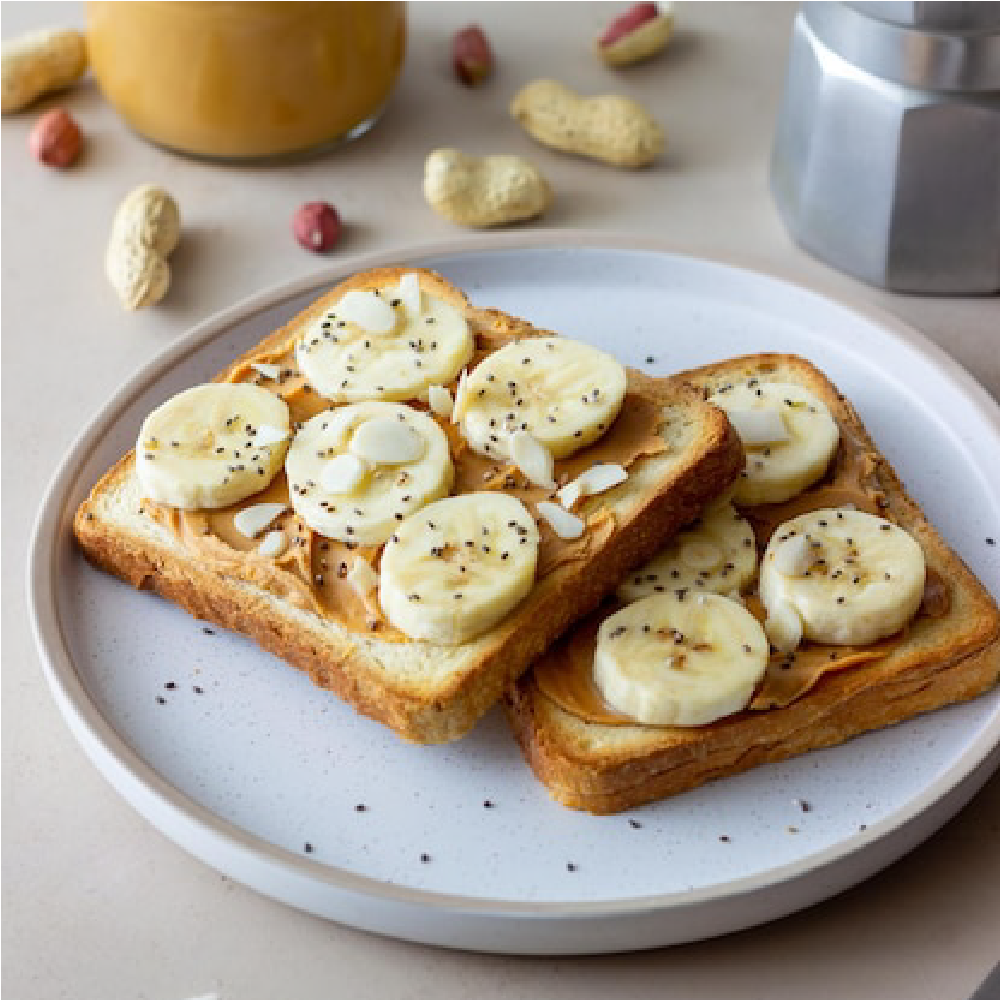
(295, 275, 475, 403)
(460, 337, 627, 461)
(593, 592, 769, 726)
(707, 380, 839, 505)
(285, 402, 453, 546)
(760, 508, 926, 649)
(136, 383, 291, 509)
(379, 493, 540, 644)
(617, 500, 757, 603)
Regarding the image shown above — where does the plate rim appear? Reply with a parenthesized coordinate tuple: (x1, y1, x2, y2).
(27, 232, 1000, 937)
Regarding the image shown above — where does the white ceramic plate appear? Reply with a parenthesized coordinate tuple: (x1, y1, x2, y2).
(29, 238, 1000, 955)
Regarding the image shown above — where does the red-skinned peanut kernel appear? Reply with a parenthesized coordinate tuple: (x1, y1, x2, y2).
(293, 202, 341, 253)
(29, 107, 82, 168)
(599, 3, 660, 48)
(453, 25, 494, 86)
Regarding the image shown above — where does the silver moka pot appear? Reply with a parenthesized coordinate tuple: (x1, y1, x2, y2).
(770, 3, 1000, 295)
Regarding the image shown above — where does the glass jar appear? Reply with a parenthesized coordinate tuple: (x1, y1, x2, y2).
(86, 2, 407, 161)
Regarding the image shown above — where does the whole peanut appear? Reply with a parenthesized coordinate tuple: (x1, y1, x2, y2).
(106, 186, 181, 310)
(1, 28, 87, 114)
(510, 79, 663, 168)
(423, 148, 551, 228)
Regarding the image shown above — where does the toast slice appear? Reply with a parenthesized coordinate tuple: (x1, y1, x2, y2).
(506, 354, 1000, 811)
(74, 268, 744, 744)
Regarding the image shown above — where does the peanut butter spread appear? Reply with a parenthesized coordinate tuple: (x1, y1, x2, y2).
(533, 403, 952, 724)
(145, 312, 668, 641)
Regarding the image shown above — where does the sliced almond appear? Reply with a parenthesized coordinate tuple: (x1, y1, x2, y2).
(346, 558, 380, 598)
(257, 529, 287, 558)
(557, 463, 627, 509)
(556, 479, 584, 511)
(233, 501, 289, 539)
(428, 384, 454, 420)
(536, 500, 585, 540)
(253, 424, 289, 448)
(579, 462, 628, 494)
(398, 272, 421, 317)
(726, 408, 790, 446)
(764, 600, 803, 653)
(334, 289, 397, 334)
(452, 368, 470, 424)
(349, 417, 426, 465)
(250, 362, 283, 380)
(320, 453, 370, 494)
(510, 430, 556, 489)
(771, 533, 813, 576)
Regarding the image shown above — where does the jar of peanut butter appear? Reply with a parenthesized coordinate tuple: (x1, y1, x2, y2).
(86, 2, 406, 160)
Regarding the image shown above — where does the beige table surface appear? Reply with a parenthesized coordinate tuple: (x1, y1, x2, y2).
(3, 3, 999, 998)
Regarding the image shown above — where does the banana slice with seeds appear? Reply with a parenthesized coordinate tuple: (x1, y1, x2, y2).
(285, 402, 453, 546)
(379, 493, 540, 644)
(296, 275, 475, 403)
(760, 508, 925, 650)
(617, 500, 757, 603)
(460, 337, 627, 461)
(707, 379, 839, 506)
(136, 383, 291, 509)
(593, 592, 769, 726)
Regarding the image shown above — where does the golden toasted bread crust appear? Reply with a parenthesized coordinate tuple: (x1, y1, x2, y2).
(73, 268, 744, 744)
(505, 354, 1000, 811)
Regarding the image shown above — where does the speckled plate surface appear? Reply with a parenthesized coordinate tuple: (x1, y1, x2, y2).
(28, 237, 1000, 954)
